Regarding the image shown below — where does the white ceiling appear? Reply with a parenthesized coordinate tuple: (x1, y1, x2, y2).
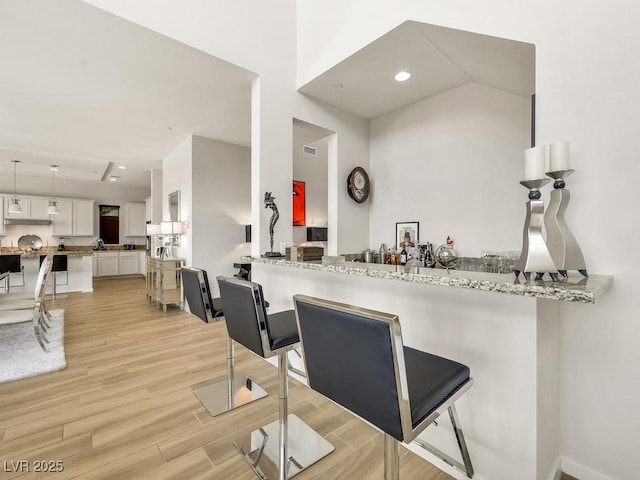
(0, 0, 254, 189)
(298, 20, 535, 119)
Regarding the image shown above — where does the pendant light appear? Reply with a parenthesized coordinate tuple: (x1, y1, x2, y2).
(8, 160, 22, 214)
(47, 164, 60, 215)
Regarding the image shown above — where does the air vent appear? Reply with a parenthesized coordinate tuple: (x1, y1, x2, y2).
(303, 145, 317, 156)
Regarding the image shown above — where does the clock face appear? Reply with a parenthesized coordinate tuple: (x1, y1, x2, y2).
(347, 167, 370, 203)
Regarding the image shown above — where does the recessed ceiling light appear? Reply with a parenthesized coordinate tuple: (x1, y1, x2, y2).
(118, 165, 127, 170)
(109, 176, 119, 182)
(49, 164, 59, 171)
(394, 71, 411, 82)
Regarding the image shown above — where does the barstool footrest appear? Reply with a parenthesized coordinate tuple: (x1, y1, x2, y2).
(234, 414, 334, 479)
(193, 373, 267, 417)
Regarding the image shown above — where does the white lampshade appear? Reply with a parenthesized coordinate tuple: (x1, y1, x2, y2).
(160, 221, 184, 235)
(146, 223, 162, 235)
(47, 199, 60, 215)
(8, 197, 22, 214)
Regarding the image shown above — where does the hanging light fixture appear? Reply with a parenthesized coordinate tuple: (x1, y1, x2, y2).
(47, 164, 60, 215)
(8, 160, 22, 214)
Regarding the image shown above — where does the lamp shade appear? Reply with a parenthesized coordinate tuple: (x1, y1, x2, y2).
(160, 221, 184, 235)
(47, 199, 60, 215)
(8, 197, 22, 214)
(146, 223, 162, 235)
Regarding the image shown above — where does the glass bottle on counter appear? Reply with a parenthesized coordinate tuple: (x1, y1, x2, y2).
(400, 244, 407, 265)
(379, 243, 388, 264)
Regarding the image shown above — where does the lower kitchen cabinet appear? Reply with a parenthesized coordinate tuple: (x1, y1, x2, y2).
(93, 251, 146, 276)
(118, 251, 139, 275)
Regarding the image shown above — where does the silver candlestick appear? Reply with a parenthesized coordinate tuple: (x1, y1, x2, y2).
(544, 169, 587, 278)
(514, 178, 559, 281)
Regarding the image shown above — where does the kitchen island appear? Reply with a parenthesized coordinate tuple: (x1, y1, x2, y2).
(0, 251, 93, 294)
(250, 257, 613, 480)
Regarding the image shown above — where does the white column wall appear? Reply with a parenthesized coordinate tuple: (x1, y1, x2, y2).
(296, 2, 640, 479)
(191, 135, 251, 296)
(162, 136, 192, 266)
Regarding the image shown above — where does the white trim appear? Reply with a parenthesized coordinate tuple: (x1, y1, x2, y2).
(545, 456, 562, 480)
(562, 456, 618, 480)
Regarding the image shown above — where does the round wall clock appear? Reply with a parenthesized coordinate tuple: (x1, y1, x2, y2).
(347, 166, 370, 203)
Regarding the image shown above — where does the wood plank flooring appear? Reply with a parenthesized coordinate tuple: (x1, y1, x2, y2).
(0, 276, 454, 480)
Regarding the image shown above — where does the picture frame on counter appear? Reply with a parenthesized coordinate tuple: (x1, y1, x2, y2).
(396, 221, 419, 249)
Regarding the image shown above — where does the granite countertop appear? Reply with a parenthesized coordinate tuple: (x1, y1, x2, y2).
(0, 246, 145, 257)
(249, 256, 613, 304)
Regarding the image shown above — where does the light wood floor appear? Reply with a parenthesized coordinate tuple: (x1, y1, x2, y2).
(0, 277, 581, 480)
(0, 276, 454, 480)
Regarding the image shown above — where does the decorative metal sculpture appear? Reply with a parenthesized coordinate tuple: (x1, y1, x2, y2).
(264, 192, 283, 257)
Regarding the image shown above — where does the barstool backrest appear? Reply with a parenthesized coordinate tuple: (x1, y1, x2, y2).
(293, 294, 410, 442)
(217, 276, 269, 358)
(182, 267, 216, 323)
(35, 254, 54, 300)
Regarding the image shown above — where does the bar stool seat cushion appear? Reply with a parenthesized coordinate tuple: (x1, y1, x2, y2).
(404, 346, 470, 428)
(266, 309, 299, 350)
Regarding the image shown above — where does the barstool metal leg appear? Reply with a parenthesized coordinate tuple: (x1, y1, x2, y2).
(234, 351, 335, 479)
(193, 332, 268, 416)
(384, 434, 400, 480)
(449, 405, 474, 478)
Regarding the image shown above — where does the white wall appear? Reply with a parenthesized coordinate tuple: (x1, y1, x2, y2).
(297, 2, 640, 480)
(191, 135, 251, 296)
(162, 136, 192, 265)
(369, 82, 529, 255)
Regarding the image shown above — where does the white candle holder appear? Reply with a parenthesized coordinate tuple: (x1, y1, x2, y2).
(543, 169, 588, 278)
(514, 178, 559, 281)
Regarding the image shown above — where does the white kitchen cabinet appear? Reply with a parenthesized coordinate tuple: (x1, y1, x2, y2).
(139, 251, 147, 276)
(96, 252, 119, 276)
(52, 200, 73, 236)
(73, 200, 95, 236)
(92, 253, 98, 276)
(118, 251, 139, 275)
(145, 197, 152, 223)
(4, 195, 51, 219)
(0, 197, 4, 235)
(125, 202, 146, 236)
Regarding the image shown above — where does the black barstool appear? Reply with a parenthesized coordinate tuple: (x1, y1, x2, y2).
(0, 254, 24, 291)
(181, 266, 267, 417)
(293, 294, 474, 479)
(217, 276, 334, 480)
(39, 254, 67, 299)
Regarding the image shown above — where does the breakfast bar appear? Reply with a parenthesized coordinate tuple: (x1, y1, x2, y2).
(251, 257, 613, 480)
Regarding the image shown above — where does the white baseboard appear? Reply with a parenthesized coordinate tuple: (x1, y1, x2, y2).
(562, 456, 618, 480)
(546, 456, 562, 480)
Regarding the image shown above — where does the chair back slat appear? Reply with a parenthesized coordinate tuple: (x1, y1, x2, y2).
(217, 276, 267, 358)
(294, 295, 405, 441)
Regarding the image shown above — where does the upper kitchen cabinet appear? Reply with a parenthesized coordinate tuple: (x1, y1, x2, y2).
(3, 195, 50, 220)
(52, 199, 73, 236)
(124, 202, 146, 236)
(74, 200, 95, 236)
(52, 199, 95, 237)
(0, 197, 4, 235)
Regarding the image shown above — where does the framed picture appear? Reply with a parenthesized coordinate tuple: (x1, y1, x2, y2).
(396, 222, 419, 249)
(293, 180, 306, 226)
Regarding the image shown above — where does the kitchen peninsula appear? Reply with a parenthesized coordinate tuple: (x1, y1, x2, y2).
(250, 257, 613, 480)
(0, 249, 93, 294)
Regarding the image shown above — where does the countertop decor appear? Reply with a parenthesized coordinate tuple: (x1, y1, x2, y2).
(249, 256, 612, 304)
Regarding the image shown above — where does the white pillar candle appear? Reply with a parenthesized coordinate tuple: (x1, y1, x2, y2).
(549, 141, 570, 172)
(524, 146, 546, 180)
